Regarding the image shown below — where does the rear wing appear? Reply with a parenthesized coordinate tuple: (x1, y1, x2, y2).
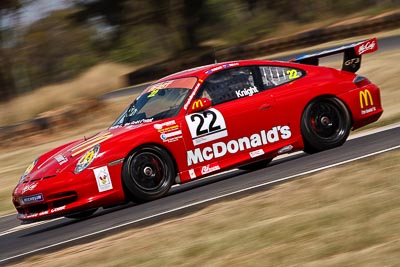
(290, 38, 378, 73)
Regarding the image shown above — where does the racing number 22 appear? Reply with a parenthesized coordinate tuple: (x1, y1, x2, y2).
(286, 69, 300, 79)
(185, 108, 228, 146)
(190, 110, 221, 136)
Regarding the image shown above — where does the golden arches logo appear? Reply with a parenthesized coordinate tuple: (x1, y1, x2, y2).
(192, 100, 204, 110)
(359, 90, 373, 109)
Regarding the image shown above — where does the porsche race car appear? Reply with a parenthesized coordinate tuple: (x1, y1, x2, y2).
(12, 38, 383, 222)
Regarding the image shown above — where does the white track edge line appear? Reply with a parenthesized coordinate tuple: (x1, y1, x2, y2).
(1, 144, 399, 263)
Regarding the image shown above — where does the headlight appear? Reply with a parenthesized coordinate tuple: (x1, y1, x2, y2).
(74, 145, 100, 174)
(19, 158, 39, 183)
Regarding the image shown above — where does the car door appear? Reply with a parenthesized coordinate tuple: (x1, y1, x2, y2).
(180, 65, 292, 180)
(257, 64, 307, 144)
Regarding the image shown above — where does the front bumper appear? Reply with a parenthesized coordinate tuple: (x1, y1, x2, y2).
(12, 164, 125, 222)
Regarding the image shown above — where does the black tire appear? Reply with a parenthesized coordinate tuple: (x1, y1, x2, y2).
(301, 97, 351, 154)
(239, 158, 273, 171)
(122, 146, 175, 202)
(65, 208, 98, 219)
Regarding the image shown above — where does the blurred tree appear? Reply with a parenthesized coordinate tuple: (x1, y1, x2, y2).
(72, 0, 130, 50)
(20, 9, 98, 88)
(181, 0, 206, 49)
(71, 0, 207, 52)
(0, 0, 23, 102)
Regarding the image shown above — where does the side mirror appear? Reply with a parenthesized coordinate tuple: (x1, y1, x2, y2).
(188, 98, 212, 114)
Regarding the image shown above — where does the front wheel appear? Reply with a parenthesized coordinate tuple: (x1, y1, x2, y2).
(301, 97, 351, 154)
(122, 146, 175, 203)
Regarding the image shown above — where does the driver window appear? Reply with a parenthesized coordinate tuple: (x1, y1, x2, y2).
(197, 67, 259, 105)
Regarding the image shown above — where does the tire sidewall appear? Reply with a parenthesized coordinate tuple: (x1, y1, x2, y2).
(301, 97, 351, 153)
(122, 146, 175, 202)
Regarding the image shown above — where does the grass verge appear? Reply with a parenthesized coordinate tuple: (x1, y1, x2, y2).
(9, 148, 400, 267)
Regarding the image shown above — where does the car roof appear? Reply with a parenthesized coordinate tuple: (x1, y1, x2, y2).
(156, 59, 290, 82)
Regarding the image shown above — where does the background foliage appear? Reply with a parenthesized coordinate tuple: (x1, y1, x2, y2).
(0, 0, 399, 102)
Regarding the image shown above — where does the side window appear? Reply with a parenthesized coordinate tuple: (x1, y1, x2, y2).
(199, 67, 259, 105)
(260, 66, 304, 88)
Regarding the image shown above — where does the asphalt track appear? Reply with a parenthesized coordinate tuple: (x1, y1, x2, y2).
(0, 124, 399, 265)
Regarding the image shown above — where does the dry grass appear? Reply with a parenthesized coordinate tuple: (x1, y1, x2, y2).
(0, 62, 135, 126)
(9, 149, 400, 267)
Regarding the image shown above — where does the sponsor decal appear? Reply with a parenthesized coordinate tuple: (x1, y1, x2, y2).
(357, 39, 377, 55)
(22, 182, 38, 194)
(236, 86, 259, 98)
(201, 163, 220, 175)
(361, 107, 376, 115)
(75, 145, 100, 174)
(278, 145, 293, 154)
(185, 108, 228, 146)
(249, 149, 264, 158)
(147, 81, 173, 91)
(127, 118, 154, 125)
(187, 125, 291, 166)
(359, 89, 376, 114)
(155, 120, 181, 142)
(39, 210, 49, 216)
(71, 132, 112, 157)
(21, 193, 43, 204)
(205, 62, 239, 74)
(50, 205, 66, 213)
(55, 154, 68, 165)
(160, 130, 183, 143)
(154, 120, 176, 130)
(93, 166, 113, 192)
(192, 99, 204, 110)
(184, 82, 201, 110)
(359, 89, 373, 108)
(205, 65, 223, 75)
(189, 169, 196, 179)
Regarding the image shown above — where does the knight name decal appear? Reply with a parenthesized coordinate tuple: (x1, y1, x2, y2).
(235, 86, 259, 98)
(187, 125, 291, 166)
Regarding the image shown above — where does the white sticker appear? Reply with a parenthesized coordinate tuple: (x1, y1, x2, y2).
(249, 149, 264, 158)
(189, 169, 196, 179)
(93, 166, 113, 192)
(185, 108, 228, 146)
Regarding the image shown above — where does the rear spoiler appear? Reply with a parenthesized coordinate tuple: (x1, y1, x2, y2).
(290, 38, 378, 73)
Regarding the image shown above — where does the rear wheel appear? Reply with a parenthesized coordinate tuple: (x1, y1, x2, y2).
(122, 146, 175, 203)
(301, 97, 351, 154)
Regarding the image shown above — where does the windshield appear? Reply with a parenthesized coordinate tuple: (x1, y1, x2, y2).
(110, 77, 197, 128)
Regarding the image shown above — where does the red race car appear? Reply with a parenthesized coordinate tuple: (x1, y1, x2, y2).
(12, 38, 382, 222)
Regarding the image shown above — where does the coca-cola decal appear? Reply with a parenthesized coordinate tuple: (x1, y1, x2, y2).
(356, 38, 377, 55)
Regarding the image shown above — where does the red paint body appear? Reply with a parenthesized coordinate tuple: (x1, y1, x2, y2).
(12, 52, 383, 222)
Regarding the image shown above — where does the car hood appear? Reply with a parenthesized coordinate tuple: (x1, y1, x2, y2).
(19, 124, 146, 182)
